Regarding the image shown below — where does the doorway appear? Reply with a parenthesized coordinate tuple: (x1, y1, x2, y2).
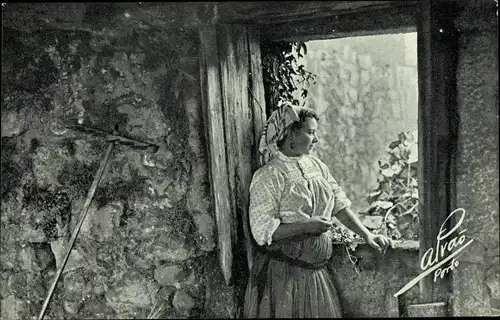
(200, 1, 460, 316)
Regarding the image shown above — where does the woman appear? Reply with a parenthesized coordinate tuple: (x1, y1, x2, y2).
(244, 101, 394, 318)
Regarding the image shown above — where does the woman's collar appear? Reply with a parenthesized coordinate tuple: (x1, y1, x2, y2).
(275, 149, 304, 163)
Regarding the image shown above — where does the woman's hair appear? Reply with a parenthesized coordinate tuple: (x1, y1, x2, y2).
(277, 107, 319, 148)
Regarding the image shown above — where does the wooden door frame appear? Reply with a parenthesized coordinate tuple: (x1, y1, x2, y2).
(200, 0, 460, 315)
(199, 24, 266, 286)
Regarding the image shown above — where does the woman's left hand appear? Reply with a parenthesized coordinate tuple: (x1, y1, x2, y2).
(366, 233, 394, 255)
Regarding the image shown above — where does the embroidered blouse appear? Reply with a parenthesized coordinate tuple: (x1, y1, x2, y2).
(249, 151, 352, 246)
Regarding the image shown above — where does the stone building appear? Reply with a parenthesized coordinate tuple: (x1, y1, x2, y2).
(1, 1, 498, 318)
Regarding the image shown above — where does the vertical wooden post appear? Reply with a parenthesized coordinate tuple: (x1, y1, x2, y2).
(417, 0, 458, 309)
(246, 27, 267, 271)
(217, 24, 251, 250)
(199, 26, 234, 285)
(199, 24, 268, 286)
(217, 24, 267, 274)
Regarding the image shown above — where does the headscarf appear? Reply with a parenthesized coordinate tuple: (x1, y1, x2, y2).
(258, 100, 302, 166)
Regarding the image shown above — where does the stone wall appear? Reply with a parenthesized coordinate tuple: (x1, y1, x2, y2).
(452, 0, 499, 316)
(1, 7, 227, 319)
(330, 242, 420, 317)
(294, 34, 418, 213)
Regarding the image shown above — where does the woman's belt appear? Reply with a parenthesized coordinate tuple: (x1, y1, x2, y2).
(257, 247, 329, 270)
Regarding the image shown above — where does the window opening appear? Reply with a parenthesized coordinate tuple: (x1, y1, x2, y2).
(290, 33, 419, 242)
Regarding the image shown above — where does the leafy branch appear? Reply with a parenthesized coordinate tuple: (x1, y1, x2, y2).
(360, 130, 419, 241)
(261, 39, 316, 112)
(331, 225, 362, 273)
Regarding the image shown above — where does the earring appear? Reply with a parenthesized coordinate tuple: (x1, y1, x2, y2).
(290, 142, 296, 149)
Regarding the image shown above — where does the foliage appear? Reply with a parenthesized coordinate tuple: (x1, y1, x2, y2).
(260, 39, 316, 112)
(331, 226, 362, 273)
(331, 226, 361, 251)
(361, 130, 419, 240)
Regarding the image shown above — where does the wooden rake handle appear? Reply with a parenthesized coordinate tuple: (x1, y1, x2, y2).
(37, 142, 115, 320)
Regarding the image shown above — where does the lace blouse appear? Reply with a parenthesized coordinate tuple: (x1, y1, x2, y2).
(249, 151, 352, 246)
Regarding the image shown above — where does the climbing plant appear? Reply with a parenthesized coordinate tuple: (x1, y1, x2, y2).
(361, 130, 419, 240)
(260, 39, 316, 114)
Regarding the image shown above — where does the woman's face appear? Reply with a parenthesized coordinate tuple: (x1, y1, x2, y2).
(291, 117, 319, 155)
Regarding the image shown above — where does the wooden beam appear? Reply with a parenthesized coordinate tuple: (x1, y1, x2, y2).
(217, 1, 417, 25)
(199, 26, 234, 285)
(417, 0, 459, 307)
(246, 27, 267, 270)
(247, 27, 267, 173)
(260, 4, 418, 42)
(217, 23, 254, 252)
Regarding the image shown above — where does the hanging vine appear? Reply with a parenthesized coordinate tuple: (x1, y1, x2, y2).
(260, 38, 316, 114)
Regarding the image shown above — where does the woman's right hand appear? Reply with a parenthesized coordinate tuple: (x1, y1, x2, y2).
(305, 216, 332, 234)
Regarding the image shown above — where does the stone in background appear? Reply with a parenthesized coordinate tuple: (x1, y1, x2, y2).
(453, 0, 499, 315)
(1, 8, 217, 319)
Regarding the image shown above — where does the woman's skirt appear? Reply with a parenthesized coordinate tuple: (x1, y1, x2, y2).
(243, 233, 343, 318)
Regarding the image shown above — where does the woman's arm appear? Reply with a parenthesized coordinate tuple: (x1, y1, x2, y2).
(314, 158, 393, 252)
(272, 217, 332, 242)
(335, 207, 371, 240)
(336, 207, 394, 253)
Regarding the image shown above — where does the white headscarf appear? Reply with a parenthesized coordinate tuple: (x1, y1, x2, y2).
(258, 100, 302, 166)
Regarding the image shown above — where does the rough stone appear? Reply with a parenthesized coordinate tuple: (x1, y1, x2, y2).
(191, 211, 215, 252)
(50, 238, 85, 273)
(328, 243, 420, 317)
(172, 290, 195, 317)
(117, 104, 168, 141)
(33, 243, 56, 272)
(73, 139, 110, 166)
(0, 6, 212, 319)
(154, 265, 184, 286)
(79, 295, 117, 319)
(60, 270, 97, 317)
(32, 146, 72, 188)
(64, 301, 82, 314)
(6, 271, 47, 306)
(149, 234, 195, 262)
(84, 200, 125, 242)
(1, 110, 26, 137)
(454, 1, 498, 315)
(145, 175, 174, 197)
(105, 273, 158, 313)
(0, 243, 49, 274)
(0, 243, 18, 270)
(76, 199, 98, 237)
(0, 272, 10, 298)
(486, 273, 500, 308)
(1, 295, 27, 320)
(18, 246, 41, 273)
(164, 178, 189, 203)
(360, 69, 371, 83)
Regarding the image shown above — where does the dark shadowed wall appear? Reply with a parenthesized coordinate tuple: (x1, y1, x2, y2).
(1, 3, 233, 319)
